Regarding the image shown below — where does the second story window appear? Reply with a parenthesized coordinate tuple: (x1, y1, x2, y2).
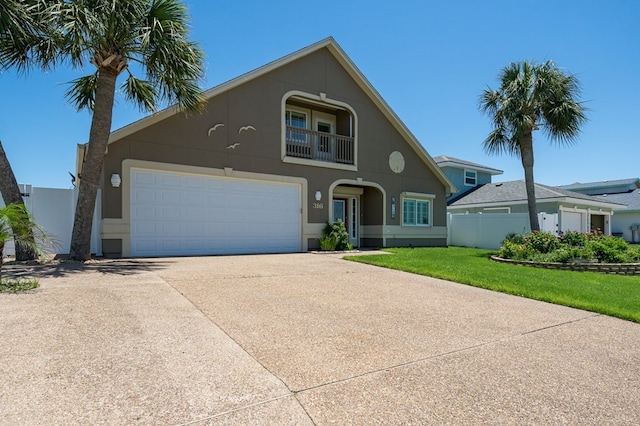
(464, 170, 477, 186)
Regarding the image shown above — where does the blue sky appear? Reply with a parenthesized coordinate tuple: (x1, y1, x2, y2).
(1, 0, 638, 189)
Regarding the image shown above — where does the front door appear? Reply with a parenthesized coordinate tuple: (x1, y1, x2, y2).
(333, 197, 359, 247)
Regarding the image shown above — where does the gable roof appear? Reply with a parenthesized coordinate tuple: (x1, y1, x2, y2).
(104, 37, 456, 194)
(557, 178, 640, 192)
(433, 155, 503, 175)
(449, 180, 625, 209)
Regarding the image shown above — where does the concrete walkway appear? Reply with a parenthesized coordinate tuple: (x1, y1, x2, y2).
(1, 253, 638, 425)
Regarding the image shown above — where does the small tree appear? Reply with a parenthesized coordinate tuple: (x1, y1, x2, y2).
(0, 203, 50, 281)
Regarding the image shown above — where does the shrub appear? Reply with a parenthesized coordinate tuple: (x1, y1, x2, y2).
(496, 230, 637, 264)
(502, 232, 525, 245)
(319, 220, 353, 251)
(559, 230, 587, 247)
(585, 236, 629, 263)
(525, 231, 560, 254)
(498, 241, 535, 260)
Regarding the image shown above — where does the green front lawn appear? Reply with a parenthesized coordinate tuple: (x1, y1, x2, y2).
(346, 247, 640, 323)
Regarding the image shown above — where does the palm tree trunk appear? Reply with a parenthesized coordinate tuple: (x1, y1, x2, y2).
(519, 132, 540, 232)
(69, 69, 118, 261)
(0, 139, 37, 261)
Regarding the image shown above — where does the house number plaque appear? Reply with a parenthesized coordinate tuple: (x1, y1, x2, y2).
(313, 202, 324, 209)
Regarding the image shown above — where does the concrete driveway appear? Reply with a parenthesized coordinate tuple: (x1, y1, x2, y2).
(1, 253, 638, 425)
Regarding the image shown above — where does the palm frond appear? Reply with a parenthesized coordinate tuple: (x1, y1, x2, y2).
(64, 71, 98, 111)
(0, 0, 59, 72)
(0, 203, 54, 255)
(121, 73, 157, 111)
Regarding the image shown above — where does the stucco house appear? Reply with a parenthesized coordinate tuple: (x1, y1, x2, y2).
(448, 180, 624, 235)
(434, 156, 503, 201)
(558, 178, 640, 243)
(80, 37, 455, 258)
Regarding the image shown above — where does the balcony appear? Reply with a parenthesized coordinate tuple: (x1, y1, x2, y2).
(285, 126, 354, 165)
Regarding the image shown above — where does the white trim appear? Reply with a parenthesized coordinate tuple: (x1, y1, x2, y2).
(285, 106, 311, 129)
(401, 193, 434, 227)
(483, 207, 511, 213)
(451, 197, 622, 211)
(329, 178, 386, 246)
(464, 169, 478, 187)
(437, 161, 503, 175)
(401, 191, 436, 200)
(282, 156, 358, 171)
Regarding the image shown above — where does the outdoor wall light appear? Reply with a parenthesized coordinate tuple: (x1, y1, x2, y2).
(315, 191, 322, 201)
(391, 196, 396, 219)
(110, 173, 121, 188)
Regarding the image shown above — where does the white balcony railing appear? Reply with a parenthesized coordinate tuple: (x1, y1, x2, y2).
(286, 126, 354, 165)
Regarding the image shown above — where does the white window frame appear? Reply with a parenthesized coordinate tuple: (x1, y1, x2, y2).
(285, 107, 310, 130)
(285, 106, 311, 147)
(401, 192, 434, 227)
(464, 169, 477, 186)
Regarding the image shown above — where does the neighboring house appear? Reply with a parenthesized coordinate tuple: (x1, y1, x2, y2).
(558, 178, 640, 243)
(434, 155, 503, 201)
(448, 180, 624, 235)
(83, 37, 455, 258)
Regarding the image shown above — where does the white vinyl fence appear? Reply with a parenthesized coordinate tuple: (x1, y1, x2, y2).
(1, 184, 101, 256)
(447, 212, 558, 250)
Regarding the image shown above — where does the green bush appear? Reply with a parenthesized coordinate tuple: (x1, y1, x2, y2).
(319, 220, 353, 251)
(502, 232, 525, 245)
(497, 230, 637, 264)
(524, 231, 560, 253)
(559, 230, 588, 247)
(498, 241, 535, 260)
(585, 236, 629, 263)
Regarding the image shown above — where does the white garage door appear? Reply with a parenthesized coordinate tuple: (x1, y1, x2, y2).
(561, 211, 584, 233)
(130, 169, 301, 257)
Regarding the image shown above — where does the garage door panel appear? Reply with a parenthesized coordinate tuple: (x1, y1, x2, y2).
(130, 169, 301, 257)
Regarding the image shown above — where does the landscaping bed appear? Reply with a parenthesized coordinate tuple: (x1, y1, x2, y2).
(490, 255, 640, 275)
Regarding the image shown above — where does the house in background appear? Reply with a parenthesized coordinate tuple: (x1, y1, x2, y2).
(558, 178, 640, 242)
(84, 37, 455, 258)
(447, 180, 624, 236)
(433, 156, 503, 201)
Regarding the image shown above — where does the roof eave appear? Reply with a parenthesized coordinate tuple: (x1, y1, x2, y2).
(437, 161, 503, 175)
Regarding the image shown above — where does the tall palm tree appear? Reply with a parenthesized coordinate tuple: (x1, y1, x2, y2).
(0, 0, 55, 261)
(44, 0, 204, 260)
(479, 61, 587, 232)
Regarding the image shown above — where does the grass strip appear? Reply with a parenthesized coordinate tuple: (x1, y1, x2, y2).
(346, 247, 640, 323)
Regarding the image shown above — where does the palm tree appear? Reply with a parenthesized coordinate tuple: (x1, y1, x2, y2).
(0, 0, 55, 261)
(479, 61, 587, 232)
(43, 0, 205, 260)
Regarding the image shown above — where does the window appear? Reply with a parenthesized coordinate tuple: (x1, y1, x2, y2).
(286, 109, 307, 128)
(464, 170, 477, 186)
(286, 109, 308, 144)
(402, 198, 430, 226)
